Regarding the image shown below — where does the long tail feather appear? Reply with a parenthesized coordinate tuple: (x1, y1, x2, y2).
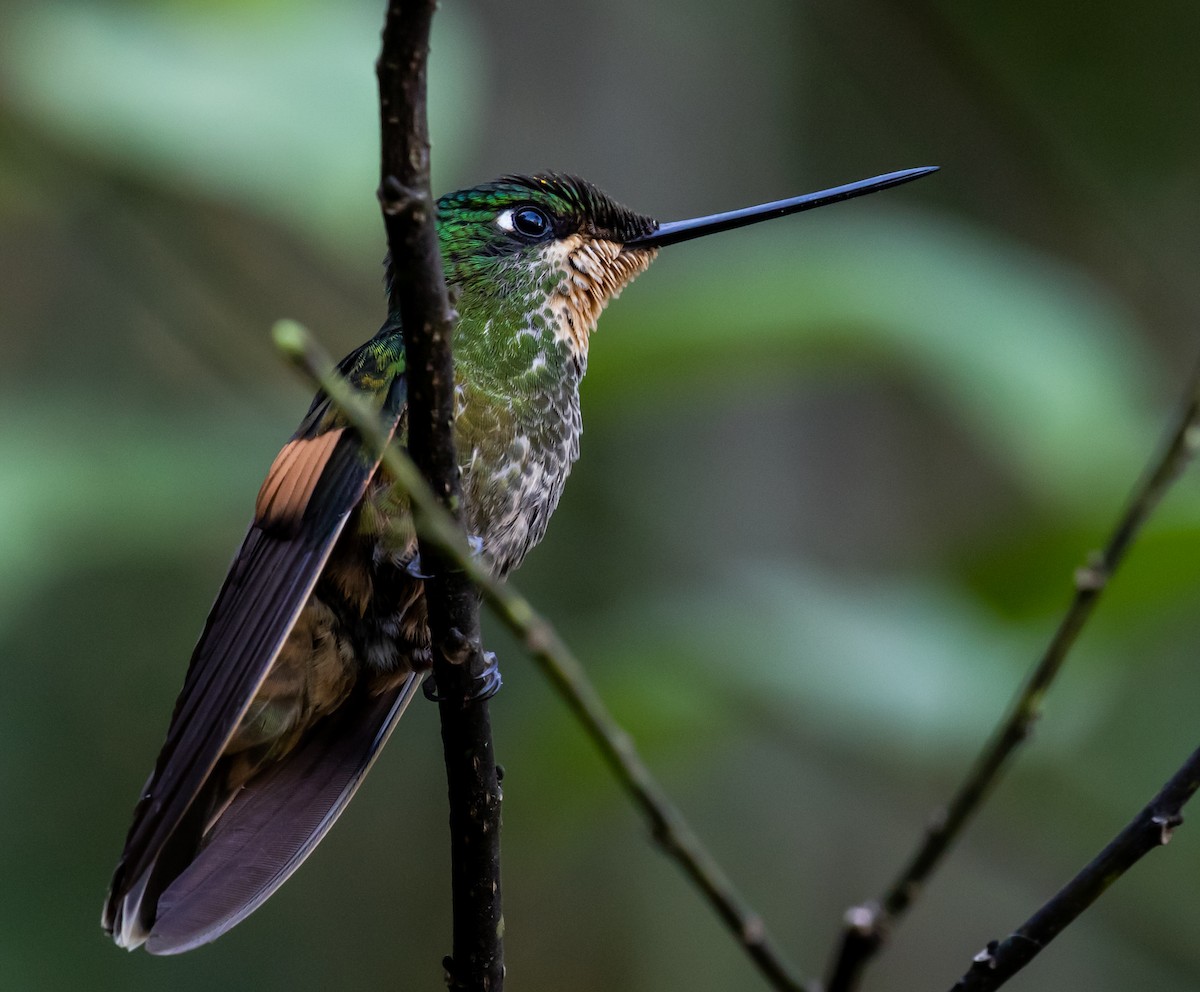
(144, 673, 424, 955)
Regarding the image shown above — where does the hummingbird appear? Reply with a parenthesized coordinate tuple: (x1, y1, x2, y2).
(103, 166, 936, 954)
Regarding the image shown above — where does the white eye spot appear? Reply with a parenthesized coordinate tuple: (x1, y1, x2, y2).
(496, 209, 515, 233)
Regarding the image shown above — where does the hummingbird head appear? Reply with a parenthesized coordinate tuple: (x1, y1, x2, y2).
(435, 173, 660, 359)
(391, 167, 937, 367)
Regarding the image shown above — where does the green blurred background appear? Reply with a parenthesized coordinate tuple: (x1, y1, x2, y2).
(3, 0, 1200, 988)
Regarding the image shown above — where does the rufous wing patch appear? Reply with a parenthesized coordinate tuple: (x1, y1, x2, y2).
(255, 429, 345, 532)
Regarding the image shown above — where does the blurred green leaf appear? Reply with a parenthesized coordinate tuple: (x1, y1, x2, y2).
(959, 512, 1200, 625)
(595, 211, 1165, 510)
(0, 406, 271, 627)
(582, 559, 1116, 759)
(3, 0, 483, 245)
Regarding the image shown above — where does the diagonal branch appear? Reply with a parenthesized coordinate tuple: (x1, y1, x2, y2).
(948, 742, 1200, 992)
(274, 320, 813, 992)
(376, 4, 503, 989)
(825, 359, 1200, 992)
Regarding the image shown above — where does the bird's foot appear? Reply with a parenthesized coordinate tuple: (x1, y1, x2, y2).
(471, 651, 503, 700)
(422, 651, 502, 702)
(405, 537, 485, 581)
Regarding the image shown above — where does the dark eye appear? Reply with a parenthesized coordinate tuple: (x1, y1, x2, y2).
(512, 206, 551, 239)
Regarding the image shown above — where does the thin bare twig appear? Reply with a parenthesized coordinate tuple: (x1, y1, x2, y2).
(274, 320, 813, 992)
(826, 362, 1200, 992)
(949, 742, 1200, 991)
(376, 4, 504, 989)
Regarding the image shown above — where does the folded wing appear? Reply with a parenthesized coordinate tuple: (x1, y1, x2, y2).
(104, 350, 407, 949)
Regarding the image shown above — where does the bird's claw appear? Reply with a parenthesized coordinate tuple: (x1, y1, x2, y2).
(421, 652, 502, 703)
(405, 555, 431, 580)
(471, 651, 503, 700)
(405, 537, 484, 581)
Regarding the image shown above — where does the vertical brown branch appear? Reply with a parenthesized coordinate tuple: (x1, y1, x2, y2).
(376, 4, 504, 989)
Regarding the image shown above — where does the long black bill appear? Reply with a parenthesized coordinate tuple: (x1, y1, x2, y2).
(625, 166, 938, 249)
